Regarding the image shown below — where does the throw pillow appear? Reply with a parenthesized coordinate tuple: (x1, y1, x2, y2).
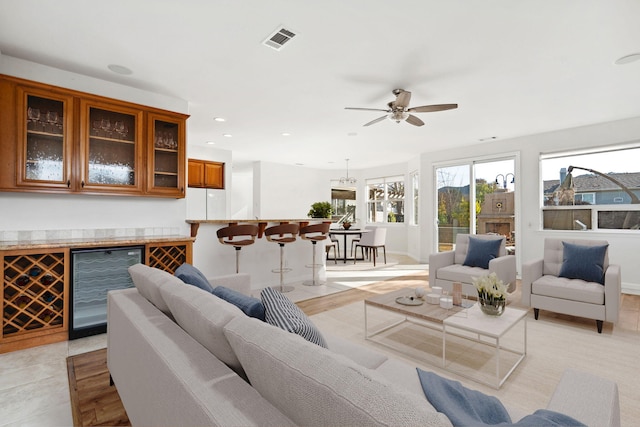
(559, 242, 609, 285)
(416, 369, 587, 427)
(463, 236, 502, 269)
(212, 286, 266, 321)
(260, 287, 328, 348)
(174, 263, 214, 293)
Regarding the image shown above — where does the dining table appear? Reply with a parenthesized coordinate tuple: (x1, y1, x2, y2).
(328, 228, 371, 263)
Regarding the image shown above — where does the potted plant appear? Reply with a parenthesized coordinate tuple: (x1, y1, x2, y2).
(472, 272, 508, 316)
(307, 201, 333, 218)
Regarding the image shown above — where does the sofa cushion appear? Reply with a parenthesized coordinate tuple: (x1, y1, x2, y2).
(129, 263, 181, 316)
(532, 275, 605, 305)
(260, 287, 328, 348)
(174, 262, 214, 293)
(223, 316, 452, 427)
(463, 236, 502, 269)
(559, 242, 608, 285)
(213, 286, 266, 321)
(437, 264, 488, 284)
(159, 283, 245, 377)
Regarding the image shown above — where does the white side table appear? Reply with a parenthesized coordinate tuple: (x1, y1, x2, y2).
(443, 304, 527, 389)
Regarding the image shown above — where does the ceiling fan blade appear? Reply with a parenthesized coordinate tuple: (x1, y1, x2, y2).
(407, 103, 458, 113)
(345, 107, 390, 112)
(363, 115, 388, 127)
(405, 114, 424, 127)
(394, 90, 412, 108)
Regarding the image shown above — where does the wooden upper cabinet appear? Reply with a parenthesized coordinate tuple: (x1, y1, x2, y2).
(16, 86, 75, 190)
(188, 159, 224, 189)
(147, 112, 186, 197)
(79, 100, 144, 194)
(0, 74, 188, 198)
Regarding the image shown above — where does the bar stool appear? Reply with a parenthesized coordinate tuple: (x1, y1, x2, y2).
(299, 223, 330, 286)
(265, 223, 299, 293)
(216, 224, 259, 273)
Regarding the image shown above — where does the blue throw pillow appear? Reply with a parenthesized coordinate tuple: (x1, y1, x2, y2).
(416, 369, 586, 427)
(174, 263, 214, 293)
(212, 286, 266, 321)
(260, 287, 328, 348)
(559, 242, 608, 285)
(463, 236, 502, 269)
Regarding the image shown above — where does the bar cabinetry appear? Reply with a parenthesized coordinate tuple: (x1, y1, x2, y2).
(1, 237, 193, 353)
(1, 248, 69, 353)
(0, 74, 188, 198)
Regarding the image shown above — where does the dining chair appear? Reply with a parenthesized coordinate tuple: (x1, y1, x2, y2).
(354, 227, 387, 266)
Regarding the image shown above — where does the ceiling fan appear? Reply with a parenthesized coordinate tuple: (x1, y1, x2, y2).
(345, 89, 457, 127)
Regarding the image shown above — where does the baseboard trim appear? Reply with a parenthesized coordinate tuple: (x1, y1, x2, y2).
(622, 282, 640, 295)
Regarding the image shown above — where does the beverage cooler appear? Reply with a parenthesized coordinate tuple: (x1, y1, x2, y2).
(70, 246, 144, 339)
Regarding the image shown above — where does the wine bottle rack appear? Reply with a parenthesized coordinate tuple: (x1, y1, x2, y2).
(3, 250, 67, 338)
(147, 244, 189, 274)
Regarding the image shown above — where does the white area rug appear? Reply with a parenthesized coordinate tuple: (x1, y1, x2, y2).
(310, 299, 640, 426)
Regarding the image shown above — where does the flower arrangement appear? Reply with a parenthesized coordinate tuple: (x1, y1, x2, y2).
(472, 272, 507, 315)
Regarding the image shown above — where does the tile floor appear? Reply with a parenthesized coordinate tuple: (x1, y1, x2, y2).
(1, 254, 638, 427)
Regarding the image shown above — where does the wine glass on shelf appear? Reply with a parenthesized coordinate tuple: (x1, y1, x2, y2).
(46, 111, 59, 134)
(100, 119, 112, 138)
(28, 107, 41, 131)
(113, 121, 125, 139)
(92, 120, 102, 136)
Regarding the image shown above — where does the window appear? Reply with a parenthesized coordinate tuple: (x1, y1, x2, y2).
(411, 171, 419, 225)
(540, 145, 640, 230)
(366, 176, 404, 223)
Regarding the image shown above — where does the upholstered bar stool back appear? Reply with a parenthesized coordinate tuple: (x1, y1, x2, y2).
(265, 223, 299, 293)
(299, 223, 330, 286)
(216, 224, 259, 273)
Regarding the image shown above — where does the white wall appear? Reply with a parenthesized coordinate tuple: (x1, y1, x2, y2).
(420, 116, 640, 294)
(253, 161, 332, 219)
(185, 145, 233, 220)
(0, 55, 191, 236)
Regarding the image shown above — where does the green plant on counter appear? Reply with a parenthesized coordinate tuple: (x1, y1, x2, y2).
(308, 201, 333, 218)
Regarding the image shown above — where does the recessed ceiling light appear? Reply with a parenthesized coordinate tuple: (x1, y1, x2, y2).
(223, 134, 232, 137)
(348, 132, 358, 137)
(213, 117, 226, 122)
(282, 132, 291, 136)
(295, 163, 304, 166)
(107, 64, 133, 75)
(615, 53, 640, 65)
(206, 141, 216, 145)
(479, 136, 498, 142)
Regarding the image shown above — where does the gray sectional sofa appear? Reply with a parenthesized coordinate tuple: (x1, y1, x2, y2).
(107, 263, 621, 427)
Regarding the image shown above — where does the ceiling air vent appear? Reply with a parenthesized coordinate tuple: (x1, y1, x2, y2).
(263, 26, 297, 51)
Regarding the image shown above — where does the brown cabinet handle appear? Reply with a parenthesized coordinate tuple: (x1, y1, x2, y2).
(81, 180, 85, 188)
(66, 180, 71, 188)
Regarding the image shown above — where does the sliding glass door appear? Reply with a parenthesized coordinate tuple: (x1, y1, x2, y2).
(435, 157, 516, 254)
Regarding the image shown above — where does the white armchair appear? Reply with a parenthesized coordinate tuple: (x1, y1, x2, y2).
(429, 233, 516, 297)
(521, 238, 621, 333)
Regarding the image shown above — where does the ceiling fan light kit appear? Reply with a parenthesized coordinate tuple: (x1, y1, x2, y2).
(345, 89, 458, 127)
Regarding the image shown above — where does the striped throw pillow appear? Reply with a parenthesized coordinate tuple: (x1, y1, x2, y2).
(260, 287, 328, 348)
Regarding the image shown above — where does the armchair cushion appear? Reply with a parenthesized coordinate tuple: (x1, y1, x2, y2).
(463, 236, 502, 269)
(559, 242, 608, 285)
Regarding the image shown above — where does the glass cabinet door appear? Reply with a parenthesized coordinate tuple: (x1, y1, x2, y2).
(80, 101, 143, 193)
(17, 88, 73, 189)
(147, 113, 185, 196)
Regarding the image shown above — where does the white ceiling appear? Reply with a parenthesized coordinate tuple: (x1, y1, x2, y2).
(1, 0, 639, 171)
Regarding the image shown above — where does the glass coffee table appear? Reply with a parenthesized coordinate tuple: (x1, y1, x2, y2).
(443, 304, 527, 389)
(364, 288, 527, 389)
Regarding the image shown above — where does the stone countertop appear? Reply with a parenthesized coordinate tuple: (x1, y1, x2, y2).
(0, 235, 195, 251)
